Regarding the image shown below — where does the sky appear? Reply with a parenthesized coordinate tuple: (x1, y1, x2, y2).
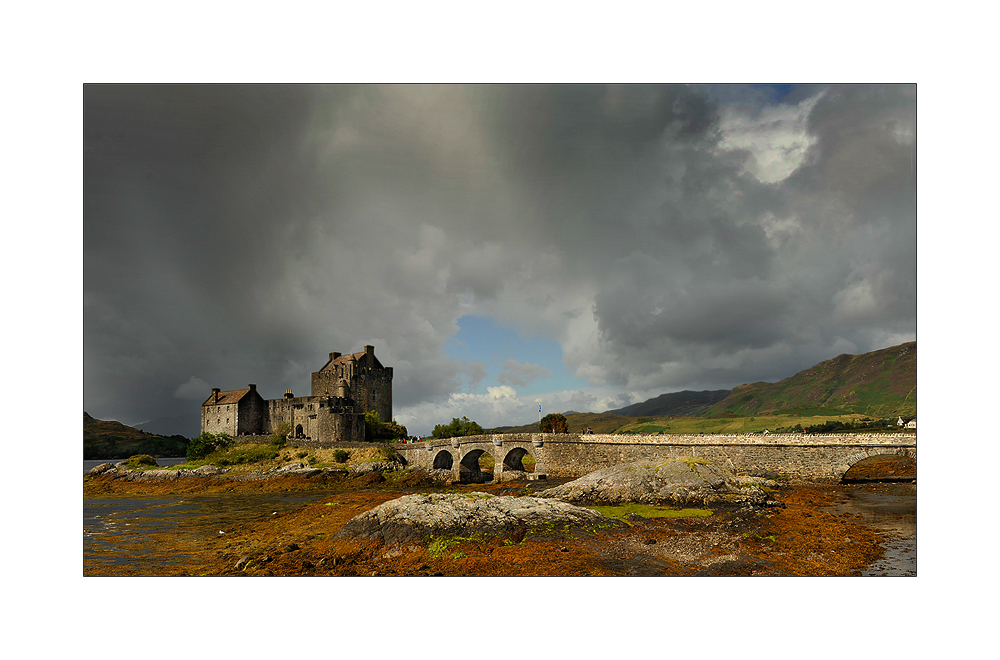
(84, 83, 916, 436)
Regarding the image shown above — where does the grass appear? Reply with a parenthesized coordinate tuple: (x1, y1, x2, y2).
(587, 503, 713, 522)
(142, 442, 403, 473)
(613, 413, 878, 435)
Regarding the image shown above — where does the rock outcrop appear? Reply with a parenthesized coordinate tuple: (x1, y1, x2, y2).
(335, 492, 623, 545)
(350, 461, 401, 474)
(540, 457, 781, 508)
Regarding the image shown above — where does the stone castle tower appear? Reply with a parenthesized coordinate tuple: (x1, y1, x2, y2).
(201, 346, 393, 444)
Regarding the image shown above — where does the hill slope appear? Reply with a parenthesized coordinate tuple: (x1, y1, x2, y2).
(84, 412, 189, 460)
(705, 342, 916, 418)
(494, 412, 634, 435)
(607, 389, 731, 417)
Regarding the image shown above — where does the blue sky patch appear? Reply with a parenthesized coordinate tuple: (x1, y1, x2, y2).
(445, 315, 585, 395)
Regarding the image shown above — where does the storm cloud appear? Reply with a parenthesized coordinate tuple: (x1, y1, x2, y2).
(84, 84, 916, 434)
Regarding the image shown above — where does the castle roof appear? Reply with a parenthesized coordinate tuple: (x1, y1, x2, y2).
(203, 388, 251, 406)
(320, 350, 384, 371)
(321, 351, 366, 371)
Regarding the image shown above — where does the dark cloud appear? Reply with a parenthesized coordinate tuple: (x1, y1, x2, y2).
(84, 84, 916, 432)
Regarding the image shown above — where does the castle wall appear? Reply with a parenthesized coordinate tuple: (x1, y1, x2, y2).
(202, 403, 239, 437)
(203, 347, 392, 444)
(310, 352, 393, 423)
(236, 391, 267, 435)
(351, 366, 392, 423)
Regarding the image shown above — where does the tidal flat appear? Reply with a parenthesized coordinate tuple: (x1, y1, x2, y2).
(84, 466, 915, 577)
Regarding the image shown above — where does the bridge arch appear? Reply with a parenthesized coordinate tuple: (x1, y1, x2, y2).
(459, 448, 491, 483)
(502, 447, 531, 473)
(432, 450, 454, 470)
(841, 447, 917, 482)
(844, 447, 916, 469)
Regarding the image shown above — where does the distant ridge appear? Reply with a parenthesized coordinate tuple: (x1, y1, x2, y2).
(606, 390, 731, 417)
(84, 412, 189, 460)
(491, 341, 915, 433)
(136, 412, 201, 439)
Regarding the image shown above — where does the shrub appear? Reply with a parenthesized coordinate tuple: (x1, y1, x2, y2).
(333, 449, 350, 463)
(210, 443, 280, 466)
(378, 444, 401, 464)
(187, 432, 233, 461)
(269, 422, 291, 447)
(124, 454, 158, 468)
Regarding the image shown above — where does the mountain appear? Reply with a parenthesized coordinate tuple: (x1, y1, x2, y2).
(704, 341, 916, 418)
(493, 412, 634, 435)
(606, 390, 731, 417)
(135, 412, 201, 439)
(84, 412, 189, 460)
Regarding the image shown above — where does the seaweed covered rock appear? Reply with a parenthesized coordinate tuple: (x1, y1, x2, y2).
(351, 461, 401, 474)
(335, 492, 621, 545)
(541, 457, 777, 508)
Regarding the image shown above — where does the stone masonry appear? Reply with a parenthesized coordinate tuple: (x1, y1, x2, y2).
(395, 432, 917, 483)
(201, 346, 392, 445)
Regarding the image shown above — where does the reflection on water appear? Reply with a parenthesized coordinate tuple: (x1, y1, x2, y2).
(84, 492, 329, 575)
(824, 483, 916, 576)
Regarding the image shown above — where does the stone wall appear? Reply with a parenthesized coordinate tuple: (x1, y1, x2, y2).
(396, 433, 917, 482)
(202, 402, 239, 437)
(236, 391, 267, 435)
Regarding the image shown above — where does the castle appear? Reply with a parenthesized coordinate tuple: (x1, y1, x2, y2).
(201, 346, 392, 444)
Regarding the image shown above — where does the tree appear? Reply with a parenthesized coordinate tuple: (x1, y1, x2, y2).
(365, 411, 408, 442)
(431, 416, 484, 439)
(540, 413, 569, 434)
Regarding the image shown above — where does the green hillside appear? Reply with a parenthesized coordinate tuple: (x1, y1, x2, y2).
(705, 342, 916, 418)
(84, 412, 189, 460)
(607, 389, 731, 417)
(494, 411, 634, 435)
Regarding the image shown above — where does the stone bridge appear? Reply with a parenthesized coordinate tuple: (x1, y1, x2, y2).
(395, 432, 917, 483)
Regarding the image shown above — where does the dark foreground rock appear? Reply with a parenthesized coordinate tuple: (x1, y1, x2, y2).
(541, 457, 782, 508)
(335, 492, 622, 545)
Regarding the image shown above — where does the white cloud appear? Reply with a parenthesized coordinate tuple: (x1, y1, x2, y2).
(497, 359, 553, 388)
(718, 93, 822, 183)
(834, 278, 879, 320)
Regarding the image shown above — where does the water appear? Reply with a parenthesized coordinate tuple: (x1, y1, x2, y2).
(84, 491, 331, 575)
(824, 482, 916, 576)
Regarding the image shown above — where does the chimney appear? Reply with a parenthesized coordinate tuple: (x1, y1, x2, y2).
(330, 352, 341, 360)
(284, 389, 294, 399)
(249, 384, 256, 393)
(212, 388, 220, 403)
(365, 345, 374, 357)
